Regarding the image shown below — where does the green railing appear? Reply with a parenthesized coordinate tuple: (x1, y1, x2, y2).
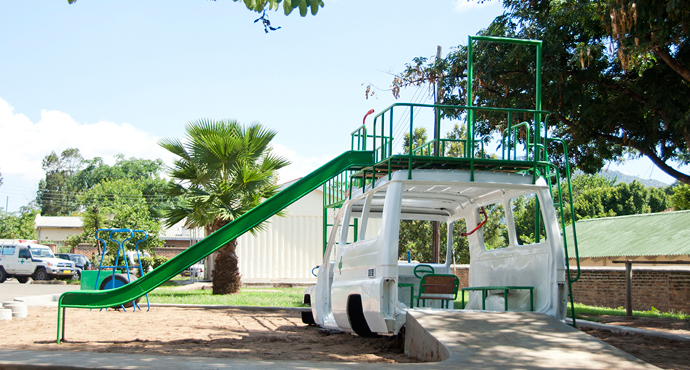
(352, 102, 551, 163)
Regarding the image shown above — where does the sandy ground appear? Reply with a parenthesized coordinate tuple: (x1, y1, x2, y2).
(578, 315, 690, 370)
(2, 307, 690, 368)
(0, 307, 413, 363)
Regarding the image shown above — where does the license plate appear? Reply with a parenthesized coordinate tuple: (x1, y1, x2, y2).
(63, 270, 71, 274)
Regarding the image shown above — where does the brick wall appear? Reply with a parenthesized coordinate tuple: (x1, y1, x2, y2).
(71, 244, 187, 259)
(74, 243, 99, 258)
(452, 265, 469, 287)
(452, 265, 690, 313)
(164, 240, 194, 249)
(569, 266, 690, 313)
(153, 247, 186, 258)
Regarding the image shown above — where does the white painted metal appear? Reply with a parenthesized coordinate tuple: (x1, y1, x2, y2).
(306, 168, 568, 335)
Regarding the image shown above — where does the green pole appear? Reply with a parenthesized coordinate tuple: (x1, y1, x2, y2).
(466, 36, 474, 159)
(535, 41, 542, 161)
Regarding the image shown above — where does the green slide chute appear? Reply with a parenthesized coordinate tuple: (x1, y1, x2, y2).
(57, 150, 374, 343)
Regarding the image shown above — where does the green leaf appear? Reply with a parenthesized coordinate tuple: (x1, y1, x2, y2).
(298, 0, 307, 16)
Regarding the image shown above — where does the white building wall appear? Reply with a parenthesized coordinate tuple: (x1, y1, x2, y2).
(228, 188, 382, 284)
(237, 215, 322, 283)
(234, 188, 324, 283)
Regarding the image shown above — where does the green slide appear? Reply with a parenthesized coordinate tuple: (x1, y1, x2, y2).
(57, 150, 374, 343)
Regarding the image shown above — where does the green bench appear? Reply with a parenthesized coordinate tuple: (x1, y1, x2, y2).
(461, 286, 534, 311)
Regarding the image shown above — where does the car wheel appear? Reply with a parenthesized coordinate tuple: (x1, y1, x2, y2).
(16, 276, 30, 284)
(33, 267, 47, 281)
(0, 267, 7, 283)
(99, 273, 141, 308)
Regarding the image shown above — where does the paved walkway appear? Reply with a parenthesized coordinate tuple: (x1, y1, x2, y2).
(407, 310, 658, 369)
(0, 280, 78, 305)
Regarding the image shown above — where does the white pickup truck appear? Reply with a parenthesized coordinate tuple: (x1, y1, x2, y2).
(0, 240, 77, 283)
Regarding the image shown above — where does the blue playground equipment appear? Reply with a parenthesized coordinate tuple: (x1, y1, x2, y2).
(92, 228, 151, 311)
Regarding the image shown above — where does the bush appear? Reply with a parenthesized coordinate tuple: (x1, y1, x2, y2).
(139, 255, 169, 274)
(153, 255, 169, 268)
(140, 256, 154, 273)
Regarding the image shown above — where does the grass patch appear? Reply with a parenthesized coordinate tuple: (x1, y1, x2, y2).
(568, 303, 690, 321)
(149, 286, 308, 307)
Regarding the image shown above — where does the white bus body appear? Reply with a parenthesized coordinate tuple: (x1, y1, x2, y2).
(303, 169, 567, 336)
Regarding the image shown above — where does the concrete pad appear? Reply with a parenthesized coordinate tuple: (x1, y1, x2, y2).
(167, 282, 212, 291)
(568, 318, 690, 342)
(13, 294, 61, 307)
(406, 310, 659, 369)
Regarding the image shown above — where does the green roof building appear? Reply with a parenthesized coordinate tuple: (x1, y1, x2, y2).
(564, 210, 690, 266)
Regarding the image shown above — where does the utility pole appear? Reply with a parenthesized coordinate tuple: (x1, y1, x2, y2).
(432, 45, 442, 263)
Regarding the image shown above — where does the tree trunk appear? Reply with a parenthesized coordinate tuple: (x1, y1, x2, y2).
(211, 238, 241, 295)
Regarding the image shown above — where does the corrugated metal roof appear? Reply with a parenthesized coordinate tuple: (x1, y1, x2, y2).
(34, 215, 83, 228)
(565, 210, 690, 258)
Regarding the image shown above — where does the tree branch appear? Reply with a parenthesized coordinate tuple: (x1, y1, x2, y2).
(596, 132, 690, 185)
(640, 146, 690, 185)
(652, 45, 690, 83)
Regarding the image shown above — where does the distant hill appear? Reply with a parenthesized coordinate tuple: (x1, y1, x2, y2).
(572, 169, 671, 188)
(598, 170, 671, 188)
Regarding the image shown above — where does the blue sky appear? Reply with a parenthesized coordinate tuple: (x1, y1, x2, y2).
(0, 1, 683, 212)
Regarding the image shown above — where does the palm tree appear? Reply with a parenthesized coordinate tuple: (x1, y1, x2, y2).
(160, 119, 289, 294)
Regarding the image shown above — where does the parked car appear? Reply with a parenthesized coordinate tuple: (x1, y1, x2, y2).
(181, 260, 204, 278)
(0, 240, 77, 282)
(55, 253, 91, 277)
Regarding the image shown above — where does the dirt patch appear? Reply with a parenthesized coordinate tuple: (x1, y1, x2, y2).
(0, 307, 416, 363)
(577, 315, 690, 370)
(582, 329, 690, 370)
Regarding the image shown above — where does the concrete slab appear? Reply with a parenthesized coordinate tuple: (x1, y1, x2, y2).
(406, 310, 659, 369)
(567, 318, 690, 342)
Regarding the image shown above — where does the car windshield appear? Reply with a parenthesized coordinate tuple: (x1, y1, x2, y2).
(30, 247, 55, 259)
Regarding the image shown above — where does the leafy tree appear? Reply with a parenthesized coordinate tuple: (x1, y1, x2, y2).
(0, 205, 39, 239)
(67, 0, 324, 17)
(64, 204, 109, 254)
(75, 179, 163, 254)
(511, 194, 546, 245)
(72, 155, 175, 218)
(572, 180, 670, 220)
(444, 123, 466, 157)
(391, 0, 690, 184)
(36, 148, 84, 216)
(161, 119, 289, 295)
(402, 127, 429, 155)
(481, 203, 509, 250)
(671, 183, 690, 210)
(398, 220, 470, 264)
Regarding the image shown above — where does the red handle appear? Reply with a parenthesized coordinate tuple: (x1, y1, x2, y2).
(461, 207, 487, 237)
(363, 109, 375, 125)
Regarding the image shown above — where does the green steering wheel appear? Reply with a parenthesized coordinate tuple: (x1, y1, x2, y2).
(413, 264, 435, 278)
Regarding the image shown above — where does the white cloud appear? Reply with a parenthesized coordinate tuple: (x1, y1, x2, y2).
(453, 0, 495, 14)
(0, 97, 173, 184)
(272, 143, 334, 184)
